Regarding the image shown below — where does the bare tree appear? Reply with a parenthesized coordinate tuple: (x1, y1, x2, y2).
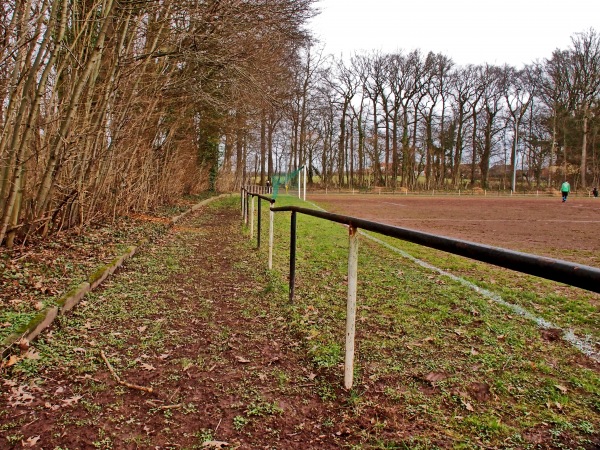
(570, 29, 600, 189)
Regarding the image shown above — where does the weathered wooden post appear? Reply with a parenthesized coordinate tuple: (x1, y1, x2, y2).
(249, 196, 254, 239)
(268, 209, 274, 269)
(257, 197, 261, 248)
(303, 165, 307, 201)
(344, 225, 359, 389)
(240, 188, 244, 217)
(289, 211, 297, 303)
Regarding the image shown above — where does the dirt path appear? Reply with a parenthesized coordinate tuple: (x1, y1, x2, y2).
(0, 199, 354, 449)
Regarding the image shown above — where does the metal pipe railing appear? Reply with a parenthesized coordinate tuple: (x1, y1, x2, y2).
(271, 205, 600, 294)
(271, 204, 600, 389)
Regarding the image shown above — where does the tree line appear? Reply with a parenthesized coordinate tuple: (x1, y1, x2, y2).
(255, 29, 600, 195)
(1, 0, 598, 248)
(0, 0, 315, 247)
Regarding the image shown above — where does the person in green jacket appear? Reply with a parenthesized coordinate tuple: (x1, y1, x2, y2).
(561, 180, 570, 202)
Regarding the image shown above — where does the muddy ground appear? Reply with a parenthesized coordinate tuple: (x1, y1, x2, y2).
(1, 202, 361, 449)
(309, 195, 600, 268)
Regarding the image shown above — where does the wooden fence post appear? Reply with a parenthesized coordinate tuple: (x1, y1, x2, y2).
(269, 209, 274, 270)
(345, 225, 359, 389)
(250, 196, 254, 239)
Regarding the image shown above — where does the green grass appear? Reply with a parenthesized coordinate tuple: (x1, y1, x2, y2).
(5, 194, 598, 448)
(257, 193, 600, 448)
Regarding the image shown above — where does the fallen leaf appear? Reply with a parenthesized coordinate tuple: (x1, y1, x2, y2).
(464, 402, 474, 411)
(235, 356, 250, 363)
(555, 384, 568, 394)
(137, 326, 147, 333)
(307, 372, 317, 380)
(34, 301, 44, 310)
(22, 435, 40, 447)
(141, 363, 156, 371)
(202, 441, 230, 448)
(6, 354, 20, 367)
(9, 385, 34, 406)
(424, 372, 449, 383)
(541, 328, 562, 341)
(73, 347, 86, 354)
(0, 322, 11, 328)
(18, 338, 30, 352)
(62, 395, 82, 406)
(470, 348, 479, 356)
(24, 349, 40, 360)
(468, 382, 491, 402)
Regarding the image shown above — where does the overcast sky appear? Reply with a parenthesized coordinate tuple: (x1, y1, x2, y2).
(308, 0, 600, 67)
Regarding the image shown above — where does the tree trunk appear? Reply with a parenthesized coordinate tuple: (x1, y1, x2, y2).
(581, 103, 589, 189)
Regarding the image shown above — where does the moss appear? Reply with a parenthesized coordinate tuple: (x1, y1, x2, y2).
(88, 265, 110, 284)
(108, 255, 122, 268)
(1, 332, 22, 356)
(55, 284, 86, 308)
(13, 308, 52, 336)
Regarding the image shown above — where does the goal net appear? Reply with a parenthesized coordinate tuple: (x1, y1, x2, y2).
(272, 166, 303, 200)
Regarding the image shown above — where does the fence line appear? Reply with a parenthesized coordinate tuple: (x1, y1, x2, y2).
(244, 184, 273, 195)
(241, 188, 276, 269)
(268, 204, 600, 389)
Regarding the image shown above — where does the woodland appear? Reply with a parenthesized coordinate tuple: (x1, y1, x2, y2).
(1, 0, 600, 248)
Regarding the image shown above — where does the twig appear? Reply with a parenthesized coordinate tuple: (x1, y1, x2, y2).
(23, 418, 39, 428)
(13, 251, 33, 262)
(100, 350, 153, 393)
(1, 331, 28, 363)
(157, 403, 182, 410)
(214, 417, 222, 433)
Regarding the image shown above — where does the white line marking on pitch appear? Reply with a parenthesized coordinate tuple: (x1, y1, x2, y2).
(306, 200, 600, 363)
(379, 202, 407, 207)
